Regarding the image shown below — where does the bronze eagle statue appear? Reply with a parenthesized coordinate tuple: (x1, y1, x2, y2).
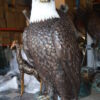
(12, 0, 82, 100)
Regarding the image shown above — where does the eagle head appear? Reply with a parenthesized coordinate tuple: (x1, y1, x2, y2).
(30, 0, 60, 23)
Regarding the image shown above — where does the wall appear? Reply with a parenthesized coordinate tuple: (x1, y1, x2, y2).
(0, 0, 29, 46)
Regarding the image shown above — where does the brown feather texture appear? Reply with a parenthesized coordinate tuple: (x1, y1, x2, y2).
(23, 11, 81, 100)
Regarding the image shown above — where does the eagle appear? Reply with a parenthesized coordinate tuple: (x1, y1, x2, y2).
(21, 0, 81, 100)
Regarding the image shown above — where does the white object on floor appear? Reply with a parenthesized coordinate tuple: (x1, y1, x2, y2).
(0, 76, 4, 83)
(21, 49, 29, 62)
(0, 73, 40, 94)
(10, 50, 19, 73)
(87, 33, 94, 68)
(58, 96, 61, 100)
(0, 77, 18, 92)
(24, 74, 40, 94)
(0, 49, 40, 94)
(21, 49, 33, 66)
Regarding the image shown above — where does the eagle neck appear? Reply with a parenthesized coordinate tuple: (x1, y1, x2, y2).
(30, 0, 60, 23)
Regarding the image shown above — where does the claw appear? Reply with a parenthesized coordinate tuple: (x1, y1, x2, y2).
(20, 72, 24, 96)
(37, 95, 50, 100)
(10, 40, 18, 49)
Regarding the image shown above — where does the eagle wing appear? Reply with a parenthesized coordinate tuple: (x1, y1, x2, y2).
(51, 16, 81, 98)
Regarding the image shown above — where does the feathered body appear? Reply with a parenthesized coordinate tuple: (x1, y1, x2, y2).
(23, 11, 81, 100)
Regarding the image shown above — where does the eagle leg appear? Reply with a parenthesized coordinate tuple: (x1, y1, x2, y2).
(11, 41, 47, 97)
(48, 83, 57, 100)
(20, 71, 24, 96)
(40, 79, 43, 94)
(38, 83, 57, 100)
(49, 86, 57, 100)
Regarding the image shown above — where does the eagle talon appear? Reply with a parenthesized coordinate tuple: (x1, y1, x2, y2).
(37, 95, 50, 100)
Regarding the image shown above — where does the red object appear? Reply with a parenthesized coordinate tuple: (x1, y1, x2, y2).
(0, 28, 24, 32)
(0, 44, 11, 47)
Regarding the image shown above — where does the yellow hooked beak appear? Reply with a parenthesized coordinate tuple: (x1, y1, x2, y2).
(40, 0, 50, 3)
